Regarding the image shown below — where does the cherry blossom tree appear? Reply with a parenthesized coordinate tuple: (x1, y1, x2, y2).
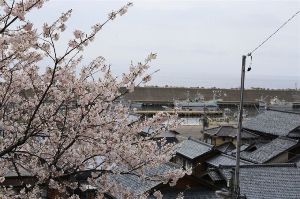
(0, 1, 186, 198)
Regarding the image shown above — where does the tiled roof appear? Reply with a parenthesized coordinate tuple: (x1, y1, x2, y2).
(206, 154, 252, 167)
(141, 126, 177, 138)
(288, 127, 300, 138)
(176, 138, 213, 160)
(239, 164, 300, 199)
(206, 169, 223, 181)
(216, 142, 236, 153)
(204, 126, 220, 136)
(240, 137, 298, 163)
(110, 162, 180, 195)
(112, 173, 160, 194)
(173, 125, 203, 141)
(3, 166, 32, 177)
(148, 188, 219, 199)
(230, 144, 250, 155)
(243, 110, 300, 137)
(205, 125, 258, 139)
(219, 163, 300, 199)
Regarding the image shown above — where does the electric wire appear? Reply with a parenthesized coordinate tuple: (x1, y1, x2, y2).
(248, 10, 300, 56)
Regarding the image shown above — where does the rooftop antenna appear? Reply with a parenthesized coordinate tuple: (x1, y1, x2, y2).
(233, 10, 300, 199)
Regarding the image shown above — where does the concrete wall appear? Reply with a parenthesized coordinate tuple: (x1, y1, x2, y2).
(124, 87, 300, 104)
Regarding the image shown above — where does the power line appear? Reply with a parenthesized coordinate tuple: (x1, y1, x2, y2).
(248, 10, 300, 56)
(234, 11, 300, 198)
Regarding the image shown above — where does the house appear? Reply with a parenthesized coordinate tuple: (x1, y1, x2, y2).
(243, 109, 300, 139)
(149, 175, 221, 199)
(203, 125, 259, 146)
(0, 166, 37, 195)
(172, 125, 203, 141)
(205, 153, 252, 168)
(108, 162, 178, 198)
(239, 137, 299, 164)
(200, 154, 252, 189)
(108, 162, 219, 199)
(140, 126, 179, 144)
(215, 142, 236, 154)
(219, 163, 300, 199)
(172, 138, 218, 175)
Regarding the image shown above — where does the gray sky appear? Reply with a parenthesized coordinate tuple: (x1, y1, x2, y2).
(29, 0, 300, 88)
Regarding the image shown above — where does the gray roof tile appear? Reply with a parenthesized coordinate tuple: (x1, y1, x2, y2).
(220, 163, 300, 199)
(240, 137, 298, 163)
(176, 138, 213, 160)
(112, 173, 160, 194)
(216, 142, 236, 153)
(206, 154, 252, 167)
(243, 110, 300, 136)
(110, 162, 180, 194)
(149, 188, 219, 199)
(207, 170, 223, 181)
(239, 164, 300, 199)
(205, 126, 258, 139)
(4, 166, 32, 177)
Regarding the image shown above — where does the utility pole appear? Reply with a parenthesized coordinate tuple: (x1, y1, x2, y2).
(233, 55, 247, 198)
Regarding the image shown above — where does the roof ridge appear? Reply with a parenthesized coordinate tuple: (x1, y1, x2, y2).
(267, 108, 300, 115)
(205, 126, 221, 131)
(220, 124, 236, 128)
(187, 137, 213, 147)
(219, 153, 253, 164)
(242, 129, 259, 136)
(220, 163, 297, 169)
(164, 161, 182, 169)
(216, 126, 223, 135)
(219, 153, 236, 159)
(248, 137, 298, 155)
(276, 136, 298, 142)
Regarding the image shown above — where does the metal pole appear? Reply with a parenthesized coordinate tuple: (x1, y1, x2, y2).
(234, 55, 247, 198)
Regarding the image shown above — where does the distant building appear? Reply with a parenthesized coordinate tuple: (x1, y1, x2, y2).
(203, 125, 259, 146)
(140, 126, 179, 144)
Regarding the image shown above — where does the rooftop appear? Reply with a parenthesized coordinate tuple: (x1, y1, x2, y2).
(239, 163, 300, 199)
(240, 137, 298, 163)
(176, 138, 214, 160)
(173, 125, 203, 141)
(110, 162, 180, 195)
(141, 126, 178, 138)
(219, 163, 300, 199)
(216, 142, 236, 153)
(3, 167, 31, 177)
(205, 125, 259, 139)
(243, 110, 300, 137)
(148, 188, 219, 199)
(206, 153, 252, 167)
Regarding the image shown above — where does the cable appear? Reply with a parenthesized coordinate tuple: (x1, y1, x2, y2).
(248, 10, 300, 56)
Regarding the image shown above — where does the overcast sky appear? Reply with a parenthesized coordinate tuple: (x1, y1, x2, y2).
(29, 0, 300, 88)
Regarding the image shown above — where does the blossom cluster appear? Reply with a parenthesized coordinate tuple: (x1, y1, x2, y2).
(0, 1, 186, 198)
